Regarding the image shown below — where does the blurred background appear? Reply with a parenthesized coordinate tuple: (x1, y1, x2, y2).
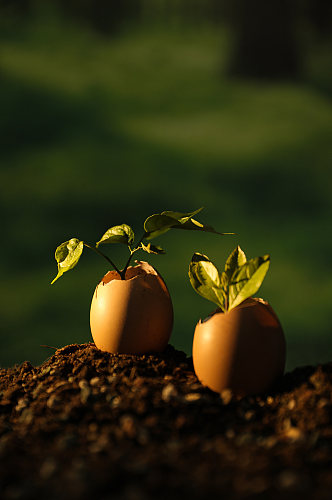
(1, 0, 331, 370)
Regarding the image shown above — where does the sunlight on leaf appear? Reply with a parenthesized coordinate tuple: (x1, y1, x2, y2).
(173, 217, 230, 235)
(161, 207, 203, 224)
(96, 224, 134, 247)
(141, 242, 165, 254)
(144, 214, 180, 239)
(51, 238, 84, 284)
(224, 245, 247, 280)
(144, 207, 232, 240)
(228, 255, 270, 310)
(188, 253, 225, 310)
(188, 247, 270, 312)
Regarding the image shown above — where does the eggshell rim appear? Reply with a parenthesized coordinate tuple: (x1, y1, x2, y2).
(198, 297, 280, 325)
(100, 261, 159, 286)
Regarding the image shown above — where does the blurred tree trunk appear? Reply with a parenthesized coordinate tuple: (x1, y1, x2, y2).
(228, 0, 300, 79)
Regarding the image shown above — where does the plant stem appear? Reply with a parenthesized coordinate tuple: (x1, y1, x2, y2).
(120, 232, 147, 279)
(224, 284, 229, 312)
(84, 243, 122, 276)
(224, 295, 228, 312)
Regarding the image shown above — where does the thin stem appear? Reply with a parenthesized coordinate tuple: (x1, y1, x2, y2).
(120, 232, 147, 279)
(84, 243, 122, 275)
(224, 283, 229, 312)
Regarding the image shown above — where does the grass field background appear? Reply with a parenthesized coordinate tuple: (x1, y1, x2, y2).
(1, 5, 332, 370)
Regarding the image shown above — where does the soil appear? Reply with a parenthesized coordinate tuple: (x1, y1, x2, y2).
(1, 343, 332, 500)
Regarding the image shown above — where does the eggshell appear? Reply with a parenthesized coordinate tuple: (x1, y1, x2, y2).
(192, 298, 286, 397)
(90, 261, 173, 354)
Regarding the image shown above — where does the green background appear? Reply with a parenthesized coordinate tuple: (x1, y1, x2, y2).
(1, 2, 331, 370)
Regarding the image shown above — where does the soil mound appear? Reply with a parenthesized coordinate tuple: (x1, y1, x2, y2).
(1, 343, 332, 499)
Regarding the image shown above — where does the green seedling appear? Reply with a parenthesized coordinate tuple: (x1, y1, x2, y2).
(51, 208, 233, 284)
(189, 246, 270, 312)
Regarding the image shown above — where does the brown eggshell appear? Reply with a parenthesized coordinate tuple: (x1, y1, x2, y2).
(90, 261, 173, 354)
(192, 298, 286, 397)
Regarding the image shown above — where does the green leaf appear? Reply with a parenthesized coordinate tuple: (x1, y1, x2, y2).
(160, 207, 204, 224)
(144, 214, 180, 240)
(144, 207, 232, 239)
(228, 255, 270, 310)
(141, 243, 165, 255)
(144, 208, 203, 239)
(51, 238, 84, 284)
(173, 217, 230, 235)
(188, 253, 225, 311)
(96, 224, 135, 247)
(224, 245, 247, 280)
(220, 271, 229, 290)
(162, 207, 232, 236)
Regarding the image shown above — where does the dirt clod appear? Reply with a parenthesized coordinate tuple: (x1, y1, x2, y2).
(1, 342, 332, 499)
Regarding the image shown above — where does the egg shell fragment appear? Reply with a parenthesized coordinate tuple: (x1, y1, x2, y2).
(90, 261, 173, 354)
(192, 298, 286, 397)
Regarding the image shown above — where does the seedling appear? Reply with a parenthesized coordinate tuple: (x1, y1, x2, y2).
(51, 208, 232, 283)
(189, 245, 270, 312)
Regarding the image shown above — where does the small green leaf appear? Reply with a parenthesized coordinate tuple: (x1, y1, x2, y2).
(51, 238, 84, 284)
(144, 209, 202, 239)
(160, 208, 204, 224)
(188, 253, 225, 311)
(144, 207, 232, 239)
(144, 214, 180, 240)
(96, 224, 135, 247)
(162, 208, 232, 236)
(173, 217, 230, 235)
(220, 271, 229, 289)
(224, 245, 247, 280)
(228, 255, 270, 310)
(141, 243, 165, 255)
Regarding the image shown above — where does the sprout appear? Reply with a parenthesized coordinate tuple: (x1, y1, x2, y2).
(189, 246, 270, 311)
(51, 208, 233, 283)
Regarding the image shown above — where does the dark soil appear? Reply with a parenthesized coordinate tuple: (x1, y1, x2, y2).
(1, 343, 332, 500)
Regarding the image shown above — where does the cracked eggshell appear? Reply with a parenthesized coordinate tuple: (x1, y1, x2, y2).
(192, 297, 286, 397)
(90, 261, 173, 354)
